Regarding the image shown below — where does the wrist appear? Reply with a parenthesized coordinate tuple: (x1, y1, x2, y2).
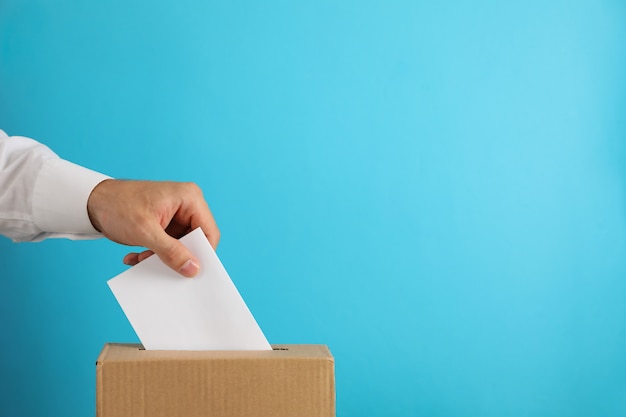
(87, 178, 116, 233)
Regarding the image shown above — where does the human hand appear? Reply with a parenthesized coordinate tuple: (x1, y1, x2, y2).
(87, 179, 220, 277)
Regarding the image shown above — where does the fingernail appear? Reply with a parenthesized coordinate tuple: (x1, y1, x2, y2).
(180, 259, 200, 277)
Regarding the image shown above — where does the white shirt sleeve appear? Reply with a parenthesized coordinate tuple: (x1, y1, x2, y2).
(0, 129, 111, 241)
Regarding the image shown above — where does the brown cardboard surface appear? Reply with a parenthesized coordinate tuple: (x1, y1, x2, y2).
(96, 344, 335, 417)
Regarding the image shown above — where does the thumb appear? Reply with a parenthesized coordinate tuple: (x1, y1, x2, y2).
(149, 232, 200, 278)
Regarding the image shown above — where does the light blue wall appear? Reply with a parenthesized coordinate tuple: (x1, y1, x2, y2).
(2, 0, 626, 416)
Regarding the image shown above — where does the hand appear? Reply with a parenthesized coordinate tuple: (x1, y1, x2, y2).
(87, 179, 220, 277)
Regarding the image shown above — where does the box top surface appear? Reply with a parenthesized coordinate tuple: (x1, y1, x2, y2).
(97, 343, 333, 363)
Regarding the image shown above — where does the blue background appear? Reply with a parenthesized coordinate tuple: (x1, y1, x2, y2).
(1, 0, 626, 416)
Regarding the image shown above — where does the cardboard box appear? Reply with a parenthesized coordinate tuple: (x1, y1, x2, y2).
(96, 343, 335, 417)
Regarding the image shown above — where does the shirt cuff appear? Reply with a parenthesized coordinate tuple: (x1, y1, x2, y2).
(32, 158, 111, 235)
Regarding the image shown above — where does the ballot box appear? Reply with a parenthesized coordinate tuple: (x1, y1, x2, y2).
(96, 343, 335, 417)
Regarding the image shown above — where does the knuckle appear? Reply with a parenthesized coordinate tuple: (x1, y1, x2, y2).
(184, 182, 202, 195)
(160, 242, 182, 263)
(158, 245, 186, 268)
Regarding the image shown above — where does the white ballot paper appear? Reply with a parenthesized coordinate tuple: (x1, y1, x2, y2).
(108, 228, 272, 350)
